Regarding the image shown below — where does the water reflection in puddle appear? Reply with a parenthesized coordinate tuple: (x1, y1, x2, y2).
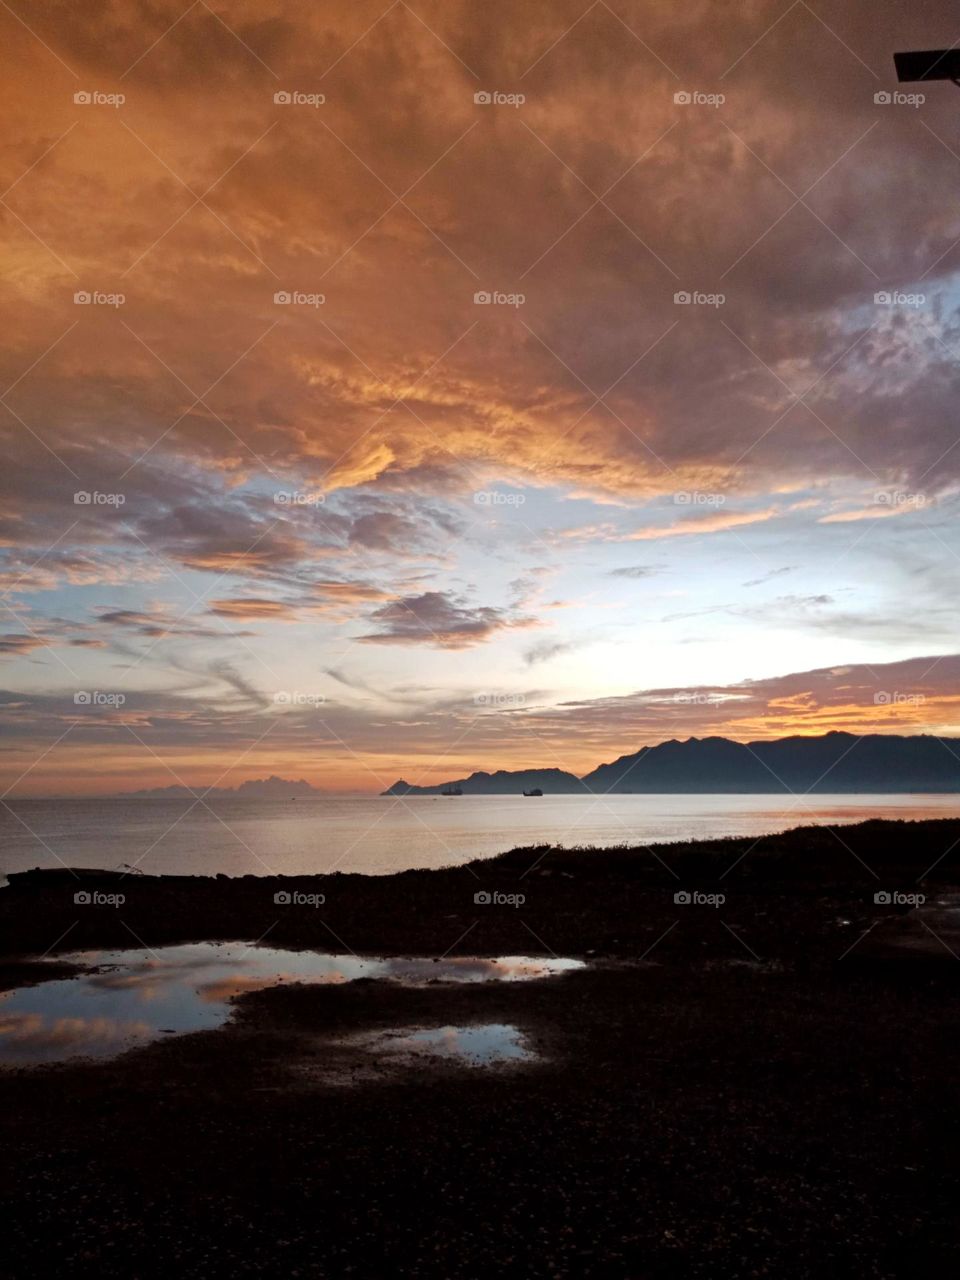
(343, 1023, 534, 1066)
(870, 893, 960, 957)
(0, 943, 582, 1066)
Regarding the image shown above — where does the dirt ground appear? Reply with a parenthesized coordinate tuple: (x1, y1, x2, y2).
(2, 818, 959, 1277)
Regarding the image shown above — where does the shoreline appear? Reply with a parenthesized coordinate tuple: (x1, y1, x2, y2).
(6, 798, 960, 883)
(3, 815, 959, 961)
(2, 816, 960, 1275)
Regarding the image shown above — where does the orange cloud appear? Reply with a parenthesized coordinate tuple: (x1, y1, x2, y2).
(624, 507, 781, 540)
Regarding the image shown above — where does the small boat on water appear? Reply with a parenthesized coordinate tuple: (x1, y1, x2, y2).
(522, 788, 544, 797)
(441, 785, 463, 796)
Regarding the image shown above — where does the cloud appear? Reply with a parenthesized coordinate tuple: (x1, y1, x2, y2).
(608, 565, 659, 579)
(359, 590, 535, 648)
(0, 613, 122, 657)
(209, 582, 396, 623)
(208, 598, 298, 621)
(4, 651, 960, 796)
(3, 1, 960, 792)
(514, 653, 960, 752)
(663, 592, 835, 624)
(311, 581, 393, 603)
(208, 661, 270, 710)
(742, 566, 796, 587)
(524, 639, 576, 666)
(348, 512, 421, 552)
(818, 504, 920, 524)
(3, 0, 960, 558)
(625, 508, 781, 541)
(94, 606, 241, 641)
(0, 634, 48, 656)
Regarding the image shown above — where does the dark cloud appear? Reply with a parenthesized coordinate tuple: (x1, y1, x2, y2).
(2, 652, 959, 796)
(608, 565, 659, 579)
(94, 607, 239, 641)
(208, 660, 270, 710)
(523, 639, 576, 666)
(0, 634, 48, 655)
(2, 1, 960, 790)
(348, 512, 420, 552)
(742, 566, 796, 587)
(3, 0, 960, 525)
(359, 590, 535, 648)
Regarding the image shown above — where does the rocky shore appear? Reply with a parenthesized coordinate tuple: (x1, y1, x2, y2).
(2, 817, 959, 1276)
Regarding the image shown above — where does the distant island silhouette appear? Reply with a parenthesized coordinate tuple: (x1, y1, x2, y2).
(125, 776, 320, 800)
(383, 731, 960, 795)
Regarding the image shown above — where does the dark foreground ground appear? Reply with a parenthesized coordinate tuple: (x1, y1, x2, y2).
(2, 818, 960, 1277)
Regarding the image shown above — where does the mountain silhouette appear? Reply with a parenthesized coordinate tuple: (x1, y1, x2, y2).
(383, 732, 960, 795)
(386, 768, 585, 796)
(126, 776, 320, 799)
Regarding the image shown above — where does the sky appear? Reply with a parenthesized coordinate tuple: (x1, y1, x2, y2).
(2, 0, 960, 795)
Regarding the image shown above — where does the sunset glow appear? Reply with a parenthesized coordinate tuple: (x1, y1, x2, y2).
(3, 1, 960, 794)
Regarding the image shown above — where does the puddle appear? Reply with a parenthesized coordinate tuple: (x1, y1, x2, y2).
(0, 943, 582, 1066)
(851, 891, 960, 960)
(343, 1023, 535, 1067)
(868, 893, 960, 958)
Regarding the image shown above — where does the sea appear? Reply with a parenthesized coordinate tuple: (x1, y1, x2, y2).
(2, 793, 959, 879)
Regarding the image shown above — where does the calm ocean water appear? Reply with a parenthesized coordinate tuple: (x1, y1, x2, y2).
(2, 794, 959, 879)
